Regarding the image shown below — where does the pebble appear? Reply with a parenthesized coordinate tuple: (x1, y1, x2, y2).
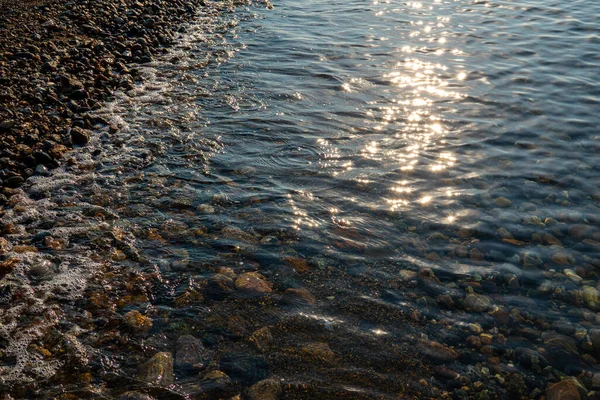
(123, 310, 153, 332)
(250, 327, 273, 353)
(417, 340, 457, 362)
(494, 197, 512, 208)
(245, 379, 282, 400)
(280, 287, 316, 306)
(175, 335, 207, 371)
(302, 342, 335, 360)
(234, 272, 273, 296)
(70, 127, 91, 145)
(136, 352, 174, 386)
(546, 379, 582, 400)
(463, 293, 492, 313)
(201, 370, 232, 392)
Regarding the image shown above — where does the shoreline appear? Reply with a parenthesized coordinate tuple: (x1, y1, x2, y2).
(0, 0, 206, 206)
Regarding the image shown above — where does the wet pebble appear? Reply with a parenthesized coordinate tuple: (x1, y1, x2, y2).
(175, 335, 208, 372)
(463, 293, 492, 313)
(123, 310, 153, 333)
(546, 379, 584, 400)
(234, 272, 273, 296)
(280, 287, 316, 307)
(245, 379, 282, 400)
(136, 352, 174, 386)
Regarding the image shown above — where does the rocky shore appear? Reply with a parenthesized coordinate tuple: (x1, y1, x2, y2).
(0, 0, 206, 204)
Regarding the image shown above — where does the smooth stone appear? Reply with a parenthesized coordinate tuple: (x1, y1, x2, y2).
(71, 127, 91, 145)
(234, 272, 273, 296)
(120, 392, 155, 400)
(0, 120, 16, 130)
(280, 288, 316, 306)
(494, 197, 512, 208)
(219, 354, 269, 385)
(123, 310, 153, 332)
(589, 329, 600, 357)
(136, 352, 174, 386)
(463, 293, 492, 313)
(201, 370, 232, 392)
(417, 340, 457, 362)
(583, 286, 600, 309)
(302, 342, 335, 360)
(245, 379, 282, 400)
(551, 252, 574, 265)
(175, 335, 207, 371)
(546, 379, 585, 400)
(250, 327, 273, 353)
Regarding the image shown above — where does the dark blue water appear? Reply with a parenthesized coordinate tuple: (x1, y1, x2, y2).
(1, 0, 599, 397)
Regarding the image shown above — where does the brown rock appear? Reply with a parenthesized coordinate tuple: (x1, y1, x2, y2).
(246, 379, 282, 400)
(123, 310, 153, 332)
(250, 327, 273, 353)
(280, 288, 316, 306)
(71, 127, 91, 145)
(175, 335, 207, 371)
(544, 234, 563, 247)
(234, 272, 273, 296)
(551, 252, 574, 265)
(494, 197, 512, 208)
(283, 256, 311, 273)
(137, 352, 174, 386)
(546, 380, 582, 400)
(302, 342, 334, 360)
(417, 340, 457, 362)
(463, 293, 492, 313)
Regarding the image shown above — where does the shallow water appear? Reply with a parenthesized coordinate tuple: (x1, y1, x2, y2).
(1, 0, 600, 397)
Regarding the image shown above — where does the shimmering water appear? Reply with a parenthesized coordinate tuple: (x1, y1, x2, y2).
(1, 0, 600, 397)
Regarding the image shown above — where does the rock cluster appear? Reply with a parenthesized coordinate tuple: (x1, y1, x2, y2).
(0, 0, 207, 203)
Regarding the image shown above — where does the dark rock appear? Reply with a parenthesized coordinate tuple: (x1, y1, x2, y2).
(70, 127, 90, 145)
(546, 380, 582, 400)
(246, 379, 282, 400)
(5, 175, 24, 188)
(136, 352, 174, 386)
(219, 353, 269, 385)
(175, 335, 207, 372)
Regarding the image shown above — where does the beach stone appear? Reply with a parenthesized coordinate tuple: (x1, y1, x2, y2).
(494, 197, 512, 208)
(583, 286, 600, 309)
(544, 234, 563, 246)
(417, 340, 457, 362)
(6, 175, 24, 188)
(0, 120, 16, 130)
(551, 252, 574, 265)
(246, 379, 282, 400)
(250, 327, 273, 353)
(123, 310, 153, 332)
(569, 224, 591, 240)
(71, 127, 90, 145)
(546, 379, 584, 400)
(463, 293, 492, 313)
(206, 274, 234, 300)
(201, 370, 232, 392)
(589, 329, 600, 357)
(522, 251, 543, 269)
(219, 353, 269, 385)
(175, 335, 207, 371)
(120, 392, 155, 400)
(497, 227, 513, 239)
(302, 342, 335, 360)
(137, 352, 174, 386)
(280, 287, 316, 306)
(234, 272, 273, 296)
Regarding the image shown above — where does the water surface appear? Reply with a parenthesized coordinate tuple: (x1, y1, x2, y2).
(1, 0, 600, 397)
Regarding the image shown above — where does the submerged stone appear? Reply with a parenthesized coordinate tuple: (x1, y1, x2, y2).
(136, 352, 174, 386)
(246, 379, 282, 400)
